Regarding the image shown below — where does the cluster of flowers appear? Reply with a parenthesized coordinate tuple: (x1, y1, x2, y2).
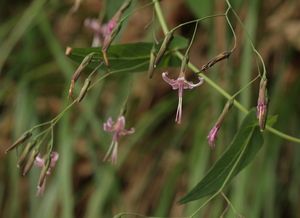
(5, 131, 59, 196)
(5, 0, 269, 197)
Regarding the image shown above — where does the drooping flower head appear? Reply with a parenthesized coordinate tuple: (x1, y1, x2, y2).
(34, 151, 59, 196)
(162, 72, 203, 124)
(207, 99, 234, 148)
(207, 125, 220, 148)
(103, 116, 135, 164)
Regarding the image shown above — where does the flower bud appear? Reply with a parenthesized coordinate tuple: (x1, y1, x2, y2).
(102, 22, 122, 66)
(257, 77, 268, 131)
(148, 47, 156, 78)
(68, 52, 95, 98)
(17, 140, 37, 168)
(154, 31, 174, 68)
(201, 51, 231, 71)
(22, 148, 39, 176)
(207, 99, 234, 148)
(38, 157, 51, 188)
(77, 78, 91, 103)
(5, 131, 32, 153)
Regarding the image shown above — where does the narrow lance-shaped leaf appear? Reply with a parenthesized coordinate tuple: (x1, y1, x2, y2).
(179, 109, 264, 204)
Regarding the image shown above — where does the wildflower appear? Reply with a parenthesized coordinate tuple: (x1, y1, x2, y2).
(84, 18, 117, 47)
(162, 72, 203, 124)
(34, 151, 59, 196)
(257, 77, 268, 131)
(103, 116, 135, 164)
(207, 99, 233, 148)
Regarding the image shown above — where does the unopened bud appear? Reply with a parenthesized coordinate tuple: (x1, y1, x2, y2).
(22, 148, 39, 176)
(5, 131, 32, 153)
(148, 47, 156, 78)
(154, 31, 174, 68)
(207, 99, 234, 148)
(102, 22, 122, 66)
(68, 52, 95, 98)
(17, 140, 37, 168)
(38, 157, 51, 188)
(77, 78, 91, 103)
(257, 77, 268, 131)
(201, 51, 231, 71)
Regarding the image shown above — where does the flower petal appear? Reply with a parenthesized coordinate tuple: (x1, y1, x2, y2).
(162, 72, 178, 88)
(184, 76, 204, 89)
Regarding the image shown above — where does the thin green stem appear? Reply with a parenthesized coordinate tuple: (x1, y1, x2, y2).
(185, 22, 198, 57)
(225, 0, 266, 77)
(153, 0, 300, 144)
(221, 192, 244, 217)
(171, 14, 225, 33)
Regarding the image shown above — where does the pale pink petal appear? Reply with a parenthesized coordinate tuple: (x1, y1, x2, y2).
(34, 155, 44, 168)
(50, 152, 59, 168)
(84, 18, 102, 33)
(115, 116, 126, 131)
(121, 127, 135, 136)
(103, 117, 114, 132)
(184, 77, 204, 89)
(162, 72, 178, 87)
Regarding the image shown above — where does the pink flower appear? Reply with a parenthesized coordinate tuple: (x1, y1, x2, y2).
(34, 151, 59, 196)
(84, 18, 117, 47)
(207, 125, 220, 148)
(103, 116, 135, 164)
(162, 72, 203, 124)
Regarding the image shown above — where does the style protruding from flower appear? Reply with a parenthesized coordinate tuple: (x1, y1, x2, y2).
(103, 116, 135, 164)
(257, 76, 268, 131)
(162, 72, 203, 124)
(207, 99, 234, 148)
(34, 151, 59, 196)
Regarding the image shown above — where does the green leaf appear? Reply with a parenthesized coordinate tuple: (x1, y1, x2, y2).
(66, 36, 188, 74)
(179, 109, 264, 204)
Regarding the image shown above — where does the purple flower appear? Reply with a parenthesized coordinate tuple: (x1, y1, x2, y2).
(84, 18, 117, 47)
(207, 125, 220, 148)
(103, 116, 135, 164)
(162, 72, 203, 124)
(34, 151, 59, 196)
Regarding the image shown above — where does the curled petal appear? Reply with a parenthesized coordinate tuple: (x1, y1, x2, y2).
(184, 76, 204, 89)
(103, 117, 114, 132)
(121, 127, 135, 136)
(162, 72, 178, 88)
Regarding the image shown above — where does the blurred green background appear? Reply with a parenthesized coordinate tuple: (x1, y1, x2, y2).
(1, 0, 300, 217)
